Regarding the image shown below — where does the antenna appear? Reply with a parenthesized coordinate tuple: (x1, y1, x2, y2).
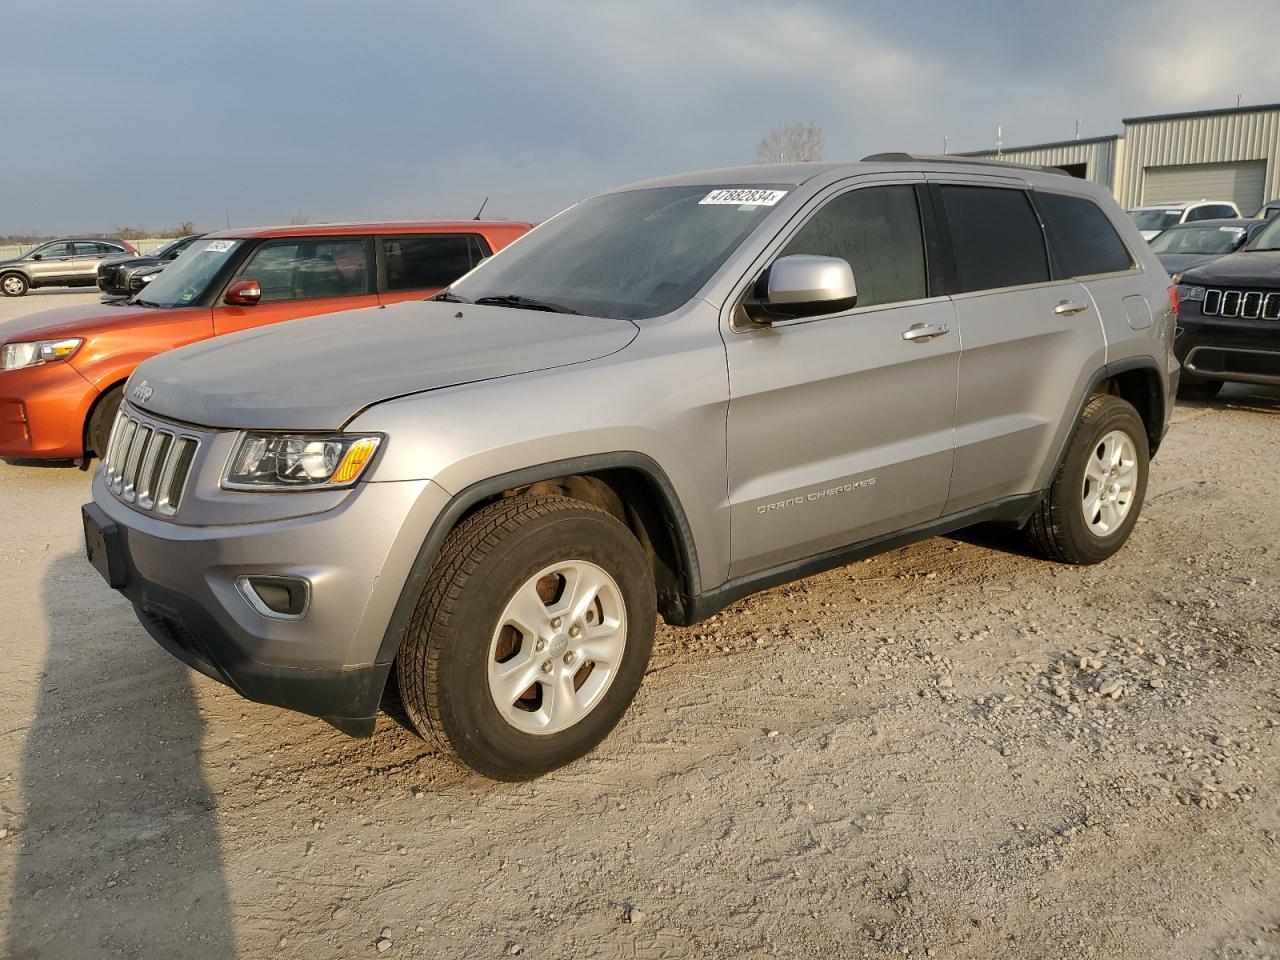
(473, 197, 489, 220)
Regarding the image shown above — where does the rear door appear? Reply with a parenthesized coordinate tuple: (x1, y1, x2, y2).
(67, 242, 106, 281)
(932, 179, 1100, 512)
(376, 233, 491, 306)
(723, 177, 960, 577)
(213, 235, 378, 335)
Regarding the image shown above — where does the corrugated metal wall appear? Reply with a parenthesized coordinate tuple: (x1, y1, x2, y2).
(960, 138, 1120, 187)
(1116, 110, 1280, 213)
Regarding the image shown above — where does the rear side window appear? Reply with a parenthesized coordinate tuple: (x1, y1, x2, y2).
(240, 238, 368, 302)
(1036, 193, 1133, 277)
(778, 184, 928, 307)
(382, 234, 489, 291)
(73, 242, 101, 256)
(939, 186, 1049, 293)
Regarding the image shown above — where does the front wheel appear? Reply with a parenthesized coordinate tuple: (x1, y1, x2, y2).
(1, 273, 28, 297)
(86, 386, 123, 460)
(396, 494, 657, 780)
(1025, 394, 1149, 564)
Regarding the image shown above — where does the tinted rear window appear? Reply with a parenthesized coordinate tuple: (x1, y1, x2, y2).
(383, 234, 489, 291)
(1037, 192, 1133, 277)
(939, 186, 1049, 293)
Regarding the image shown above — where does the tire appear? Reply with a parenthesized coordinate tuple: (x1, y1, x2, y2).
(1177, 377, 1223, 402)
(1025, 394, 1149, 565)
(396, 494, 657, 780)
(1, 273, 28, 297)
(86, 386, 123, 460)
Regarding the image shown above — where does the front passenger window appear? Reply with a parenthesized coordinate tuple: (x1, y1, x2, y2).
(238, 239, 368, 302)
(777, 185, 927, 308)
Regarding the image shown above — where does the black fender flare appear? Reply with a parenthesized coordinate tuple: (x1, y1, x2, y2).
(373, 452, 701, 666)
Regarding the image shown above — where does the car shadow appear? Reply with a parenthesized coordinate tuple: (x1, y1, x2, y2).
(6, 552, 236, 960)
(1207, 382, 1280, 413)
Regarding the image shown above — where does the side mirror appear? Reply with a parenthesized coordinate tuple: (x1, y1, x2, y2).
(224, 279, 262, 306)
(744, 255, 858, 323)
(30, 253, 43, 261)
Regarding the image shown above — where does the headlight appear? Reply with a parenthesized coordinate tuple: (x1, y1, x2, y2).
(0, 338, 84, 371)
(223, 432, 382, 490)
(139, 273, 157, 283)
(1176, 284, 1205, 303)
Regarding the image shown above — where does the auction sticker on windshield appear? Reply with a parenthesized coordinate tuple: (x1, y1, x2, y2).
(699, 188, 788, 206)
(205, 240, 236, 253)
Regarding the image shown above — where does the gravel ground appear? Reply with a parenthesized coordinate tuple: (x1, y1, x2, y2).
(1, 290, 1278, 959)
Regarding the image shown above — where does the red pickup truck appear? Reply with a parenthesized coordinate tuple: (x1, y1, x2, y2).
(0, 220, 530, 460)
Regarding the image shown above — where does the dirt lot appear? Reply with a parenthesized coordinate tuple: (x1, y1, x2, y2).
(1, 290, 1278, 960)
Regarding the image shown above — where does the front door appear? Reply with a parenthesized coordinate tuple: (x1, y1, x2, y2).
(213, 236, 378, 335)
(26, 242, 73, 283)
(723, 180, 960, 579)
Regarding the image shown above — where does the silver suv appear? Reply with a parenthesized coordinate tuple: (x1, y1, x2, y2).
(83, 156, 1178, 779)
(0, 237, 136, 296)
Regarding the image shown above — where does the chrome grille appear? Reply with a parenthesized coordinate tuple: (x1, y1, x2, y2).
(1200, 288, 1280, 320)
(103, 409, 198, 516)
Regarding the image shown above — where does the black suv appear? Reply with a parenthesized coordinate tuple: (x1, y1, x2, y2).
(1176, 215, 1280, 399)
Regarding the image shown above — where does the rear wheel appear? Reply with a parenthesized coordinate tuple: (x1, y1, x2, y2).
(1177, 377, 1223, 402)
(396, 494, 656, 780)
(1025, 394, 1149, 565)
(1, 273, 28, 297)
(86, 386, 123, 460)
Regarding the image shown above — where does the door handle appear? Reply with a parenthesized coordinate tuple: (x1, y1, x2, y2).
(901, 322, 950, 342)
(1054, 300, 1089, 316)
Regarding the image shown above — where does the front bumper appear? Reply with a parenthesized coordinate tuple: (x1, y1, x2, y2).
(1176, 309, 1280, 386)
(87, 469, 450, 735)
(0, 361, 99, 458)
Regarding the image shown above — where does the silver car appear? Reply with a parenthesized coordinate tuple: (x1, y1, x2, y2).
(0, 237, 137, 296)
(84, 155, 1178, 779)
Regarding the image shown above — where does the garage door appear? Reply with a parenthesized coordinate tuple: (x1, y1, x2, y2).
(1142, 161, 1267, 216)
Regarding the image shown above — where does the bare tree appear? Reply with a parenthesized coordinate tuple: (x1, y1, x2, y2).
(755, 123, 824, 164)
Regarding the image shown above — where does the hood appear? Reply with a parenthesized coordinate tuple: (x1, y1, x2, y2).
(0, 300, 166, 343)
(102, 254, 162, 270)
(129, 299, 639, 430)
(1181, 250, 1280, 287)
(1156, 252, 1224, 279)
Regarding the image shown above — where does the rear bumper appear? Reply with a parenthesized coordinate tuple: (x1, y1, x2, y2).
(1175, 312, 1280, 386)
(0, 362, 99, 459)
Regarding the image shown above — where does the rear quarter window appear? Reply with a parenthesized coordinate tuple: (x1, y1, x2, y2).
(939, 185, 1050, 293)
(382, 234, 489, 291)
(1036, 192, 1134, 277)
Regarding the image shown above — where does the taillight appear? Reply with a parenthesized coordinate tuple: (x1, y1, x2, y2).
(1168, 284, 1179, 317)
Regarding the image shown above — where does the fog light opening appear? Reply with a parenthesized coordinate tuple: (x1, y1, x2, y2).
(236, 575, 311, 620)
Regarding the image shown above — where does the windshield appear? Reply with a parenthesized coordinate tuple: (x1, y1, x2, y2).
(132, 238, 242, 307)
(1150, 225, 1244, 255)
(447, 184, 788, 320)
(1247, 216, 1280, 251)
(1128, 209, 1182, 232)
(154, 235, 196, 258)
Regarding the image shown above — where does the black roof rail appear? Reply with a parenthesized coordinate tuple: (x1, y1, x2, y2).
(861, 152, 1071, 177)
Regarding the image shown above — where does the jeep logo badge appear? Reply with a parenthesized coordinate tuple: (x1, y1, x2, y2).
(132, 380, 154, 404)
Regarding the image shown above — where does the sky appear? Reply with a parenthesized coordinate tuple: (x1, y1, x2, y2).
(5, 0, 1279, 234)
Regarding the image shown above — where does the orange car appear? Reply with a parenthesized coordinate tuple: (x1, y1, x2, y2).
(0, 221, 530, 460)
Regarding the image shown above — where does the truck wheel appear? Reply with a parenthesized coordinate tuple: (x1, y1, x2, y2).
(86, 386, 124, 460)
(1177, 377, 1223, 402)
(397, 494, 656, 780)
(1025, 394, 1149, 565)
(1, 273, 28, 297)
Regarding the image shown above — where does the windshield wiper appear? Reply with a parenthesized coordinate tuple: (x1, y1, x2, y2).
(131, 298, 162, 308)
(431, 289, 471, 303)
(474, 294, 579, 315)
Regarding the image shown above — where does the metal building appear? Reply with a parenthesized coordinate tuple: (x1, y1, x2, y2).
(958, 102, 1280, 216)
